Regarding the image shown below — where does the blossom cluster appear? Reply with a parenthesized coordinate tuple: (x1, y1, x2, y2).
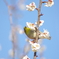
(26, 0, 54, 11)
(22, 40, 40, 59)
(29, 40, 40, 52)
(26, 2, 36, 11)
(45, 0, 54, 7)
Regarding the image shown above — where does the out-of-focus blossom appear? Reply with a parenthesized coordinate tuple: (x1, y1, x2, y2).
(26, 22, 36, 30)
(35, 20, 44, 27)
(18, 29, 24, 34)
(16, 27, 24, 34)
(23, 55, 30, 59)
(25, 38, 30, 42)
(45, 0, 54, 7)
(9, 32, 17, 42)
(18, 4, 26, 10)
(31, 43, 40, 52)
(17, 0, 26, 10)
(38, 39, 43, 45)
(39, 45, 46, 53)
(39, 29, 51, 40)
(9, 49, 14, 57)
(26, 2, 36, 11)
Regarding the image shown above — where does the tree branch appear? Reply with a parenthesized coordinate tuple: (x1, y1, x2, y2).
(33, 0, 42, 59)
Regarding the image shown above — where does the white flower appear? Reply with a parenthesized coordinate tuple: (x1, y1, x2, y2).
(26, 22, 36, 30)
(45, 0, 54, 7)
(39, 33, 46, 39)
(35, 20, 44, 27)
(16, 27, 24, 34)
(31, 43, 40, 52)
(19, 29, 24, 34)
(43, 29, 49, 35)
(23, 55, 30, 59)
(39, 29, 51, 40)
(9, 32, 17, 42)
(19, 4, 26, 10)
(8, 49, 14, 57)
(43, 29, 51, 39)
(39, 20, 44, 26)
(26, 2, 36, 11)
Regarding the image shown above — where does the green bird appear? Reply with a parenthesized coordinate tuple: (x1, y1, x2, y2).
(24, 26, 51, 40)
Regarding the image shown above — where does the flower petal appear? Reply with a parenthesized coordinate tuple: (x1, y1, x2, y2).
(26, 2, 36, 11)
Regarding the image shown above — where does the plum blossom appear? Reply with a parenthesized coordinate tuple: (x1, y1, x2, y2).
(26, 2, 36, 11)
(39, 29, 51, 40)
(18, 4, 26, 10)
(26, 22, 36, 30)
(43, 29, 51, 38)
(16, 27, 24, 34)
(18, 29, 24, 34)
(23, 55, 30, 59)
(28, 40, 40, 52)
(43, 29, 49, 35)
(8, 49, 14, 57)
(31, 43, 40, 52)
(45, 0, 54, 7)
(35, 20, 44, 27)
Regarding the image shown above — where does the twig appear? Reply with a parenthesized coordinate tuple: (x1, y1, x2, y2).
(36, 0, 42, 43)
(33, 0, 42, 59)
(8, 5, 15, 59)
(4, 0, 16, 59)
(3, 0, 8, 6)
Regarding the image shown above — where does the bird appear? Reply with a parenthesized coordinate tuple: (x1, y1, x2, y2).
(24, 26, 51, 40)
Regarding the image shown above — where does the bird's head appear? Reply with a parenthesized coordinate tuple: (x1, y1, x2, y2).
(24, 26, 31, 34)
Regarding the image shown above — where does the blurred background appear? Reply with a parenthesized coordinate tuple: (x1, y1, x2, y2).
(0, 0, 59, 59)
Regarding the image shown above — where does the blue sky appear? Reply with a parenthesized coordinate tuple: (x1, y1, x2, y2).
(0, 0, 59, 59)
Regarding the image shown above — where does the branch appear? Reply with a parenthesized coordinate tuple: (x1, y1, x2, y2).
(36, 0, 42, 43)
(3, 0, 8, 6)
(8, 5, 15, 59)
(3, 0, 16, 59)
(33, 52, 37, 59)
(33, 0, 42, 59)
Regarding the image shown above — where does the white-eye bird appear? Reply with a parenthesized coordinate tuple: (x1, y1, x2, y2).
(24, 26, 51, 40)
